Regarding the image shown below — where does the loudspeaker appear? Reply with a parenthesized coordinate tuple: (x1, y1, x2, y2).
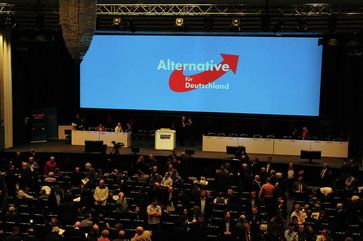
(85, 140, 104, 152)
(300, 150, 321, 160)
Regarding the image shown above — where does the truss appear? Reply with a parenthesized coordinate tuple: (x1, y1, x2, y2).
(0, 3, 14, 15)
(96, 4, 363, 17)
(2, 3, 362, 17)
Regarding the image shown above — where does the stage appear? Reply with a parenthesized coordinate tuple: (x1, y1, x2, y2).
(2, 140, 345, 169)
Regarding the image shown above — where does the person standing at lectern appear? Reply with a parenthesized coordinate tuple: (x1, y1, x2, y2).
(186, 117, 194, 146)
(179, 116, 187, 146)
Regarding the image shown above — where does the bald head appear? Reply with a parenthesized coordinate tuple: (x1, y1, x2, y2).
(118, 230, 126, 237)
(136, 226, 144, 235)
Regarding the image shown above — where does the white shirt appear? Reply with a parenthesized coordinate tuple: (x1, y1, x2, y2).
(93, 186, 109, 206)
(115, 125, 123, 132)
(161, 177, 173, 187)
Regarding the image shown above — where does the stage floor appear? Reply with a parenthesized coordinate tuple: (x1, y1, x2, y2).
(3, 140, 345, 169)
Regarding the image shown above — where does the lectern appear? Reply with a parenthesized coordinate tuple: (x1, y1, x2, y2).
(155, 128, 176, 150)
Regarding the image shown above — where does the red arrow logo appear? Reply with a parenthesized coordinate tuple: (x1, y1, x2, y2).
(169, 54, 239, 92)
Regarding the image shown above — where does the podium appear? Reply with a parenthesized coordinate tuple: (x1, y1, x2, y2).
(155, 128, 176, 150)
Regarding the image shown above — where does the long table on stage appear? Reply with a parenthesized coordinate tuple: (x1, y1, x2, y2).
(71, 130, 131, 147)
(202, 135, 348, 158)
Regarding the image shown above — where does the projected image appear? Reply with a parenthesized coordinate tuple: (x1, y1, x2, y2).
(81, 35, 322, 116)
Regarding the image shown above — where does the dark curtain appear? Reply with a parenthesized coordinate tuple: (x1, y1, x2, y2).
(11, 30, 78, 145)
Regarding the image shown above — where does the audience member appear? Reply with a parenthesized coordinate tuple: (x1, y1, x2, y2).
(98, 230, 110, 241)
(44, 226, 63, 241)
(94, 179, 109, 206)
(319, 163, 333, 187)
(160, 172, 173, 188)
(131, 226, 152, 241)
(146, 200, 162, 231)
(284, 223, 298, 241)
(44, 156, 57, 175)
(115, 122, 123, 132)
(3, 226, 21, 241)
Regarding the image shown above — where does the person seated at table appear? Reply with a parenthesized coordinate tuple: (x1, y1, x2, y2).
(115, 122, 123, 132)
(301, 126, 309, 140)
(96, 123, 105, 131)
(124, 122, 132, 132)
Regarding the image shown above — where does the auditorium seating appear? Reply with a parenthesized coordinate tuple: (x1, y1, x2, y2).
(0, 152, 361, 241)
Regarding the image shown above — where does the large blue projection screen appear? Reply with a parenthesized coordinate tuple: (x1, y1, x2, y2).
(81, 35, 322, 116)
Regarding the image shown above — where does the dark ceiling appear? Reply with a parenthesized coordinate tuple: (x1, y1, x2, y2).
(1, 1, 363, 34)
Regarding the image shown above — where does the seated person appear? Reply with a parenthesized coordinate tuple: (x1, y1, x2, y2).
(115, 122, 123, 132)
(96, 123, 105, 131)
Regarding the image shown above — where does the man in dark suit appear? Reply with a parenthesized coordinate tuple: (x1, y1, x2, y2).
(197, 190, 212, 220)
(331, 203, 346, 233)
(265, 157, 274, 174)
(319, 163, 333, 187)
(293, 175, 308, 201)
(48, 185, 64, 212)
(251, 175, 262, 194)
(226, 188, 241, 212)
(219, 211, 235, 241)
(19, 161, 32, 189)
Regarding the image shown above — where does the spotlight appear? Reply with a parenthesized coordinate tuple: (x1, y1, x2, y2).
(318, 37, 339, 47)
(113, 17, 121, 26)
(231, 18, 241, 31)
(327, 38, 338, 46)
(175, 18, 184, 27)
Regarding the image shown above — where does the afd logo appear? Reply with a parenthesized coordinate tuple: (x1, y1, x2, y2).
(157, 54, 239, 92)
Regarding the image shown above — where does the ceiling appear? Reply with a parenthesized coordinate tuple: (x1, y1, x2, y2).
(1, 1, 363, 34)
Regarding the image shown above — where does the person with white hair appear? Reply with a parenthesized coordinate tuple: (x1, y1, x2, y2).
(85, 162, 96, 186)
